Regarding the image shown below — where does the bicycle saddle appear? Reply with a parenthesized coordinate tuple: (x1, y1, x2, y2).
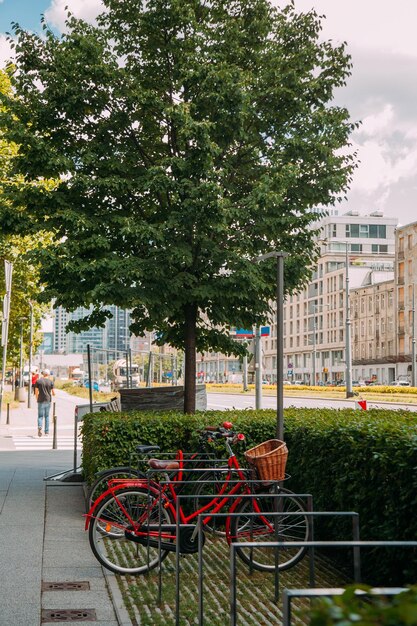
(148, 458, 180, 471)
(136, 445, 160, 454)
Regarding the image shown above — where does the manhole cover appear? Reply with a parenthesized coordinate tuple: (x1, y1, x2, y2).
(41, 609, 96, 622)
(42, 582, 90, 591)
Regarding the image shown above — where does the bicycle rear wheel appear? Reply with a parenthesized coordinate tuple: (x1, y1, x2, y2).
(87, 467, 146, 510)
(230, 487, 309, 572)
(88, 487, 174, 575)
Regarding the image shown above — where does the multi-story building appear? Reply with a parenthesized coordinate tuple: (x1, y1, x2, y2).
(395, 221, 417, 381)
(196, 210, 399, 384)
(264, 210, 398, 383)
(53, 305, 133, 356)
(350, 278, 396, 383)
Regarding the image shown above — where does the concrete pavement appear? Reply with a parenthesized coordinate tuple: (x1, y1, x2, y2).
(0, 394, 131, 625)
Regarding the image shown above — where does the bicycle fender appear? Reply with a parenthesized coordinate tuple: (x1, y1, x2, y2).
(84, 481, 161, 530)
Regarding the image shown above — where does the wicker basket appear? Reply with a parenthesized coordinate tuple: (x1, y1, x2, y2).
(244, 440, 288, 481)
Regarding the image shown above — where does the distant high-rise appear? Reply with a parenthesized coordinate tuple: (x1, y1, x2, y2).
(53, 305, 132, 355)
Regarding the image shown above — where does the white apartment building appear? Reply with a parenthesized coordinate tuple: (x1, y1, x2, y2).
(196, 210, 398, 384)
(264, 210, 398, 383)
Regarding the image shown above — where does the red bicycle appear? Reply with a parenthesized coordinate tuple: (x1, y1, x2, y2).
(85, 426, 309, 575)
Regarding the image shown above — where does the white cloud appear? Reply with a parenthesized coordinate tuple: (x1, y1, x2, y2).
(0, 34, 14, 68)
(279, 0, 417, 59)
(45, 0, 104, 32)
(360, 105, 395, 138)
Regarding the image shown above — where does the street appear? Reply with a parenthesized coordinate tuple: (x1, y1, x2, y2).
(206, 392, 417, 412)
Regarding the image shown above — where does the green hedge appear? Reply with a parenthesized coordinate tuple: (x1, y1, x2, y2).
(81, 408, 417, 584)
(308, 585, 417, 625)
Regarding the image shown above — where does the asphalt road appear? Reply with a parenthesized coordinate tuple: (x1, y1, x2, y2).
(206, 392, 417, 412)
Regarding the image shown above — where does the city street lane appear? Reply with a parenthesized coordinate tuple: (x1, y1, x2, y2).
(206, 392, 417, 412)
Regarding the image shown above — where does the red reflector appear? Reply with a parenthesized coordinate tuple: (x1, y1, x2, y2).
(223, 421, 233, 429)
(237, 433, 245, 441)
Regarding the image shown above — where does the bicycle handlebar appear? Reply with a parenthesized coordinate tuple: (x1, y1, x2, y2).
(200, 423, 245, 443)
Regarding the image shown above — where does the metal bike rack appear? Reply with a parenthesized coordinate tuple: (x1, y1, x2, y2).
(166, 480, 313, 626)
(230, 540, 417, 626)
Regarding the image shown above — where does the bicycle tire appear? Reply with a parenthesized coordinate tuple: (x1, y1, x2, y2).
(87, 467, 147, 510)
(88, 487, 174, 575)
(230, 486, 309, 572)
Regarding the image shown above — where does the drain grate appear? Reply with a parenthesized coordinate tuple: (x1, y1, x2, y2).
(41, 609, 96, 622)
(42, 581, 90, 591)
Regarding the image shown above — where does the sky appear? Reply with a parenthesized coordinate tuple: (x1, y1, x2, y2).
(0, 0, 416, 227)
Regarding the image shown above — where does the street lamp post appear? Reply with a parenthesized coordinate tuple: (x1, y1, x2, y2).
(345, 244, 354, 398)
(312, 308, 317, 385)
(255, 251, 288, 440)
(27, 302, 33, 408)
(412, 284, 416, 388)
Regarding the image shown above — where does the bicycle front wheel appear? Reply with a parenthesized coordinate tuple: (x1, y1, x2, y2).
(88, 488, 174, 575)
(230, 487, 309, 572)
(87, 467, 146, 510)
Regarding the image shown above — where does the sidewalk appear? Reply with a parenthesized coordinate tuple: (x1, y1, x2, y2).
(0, 388, 88, 453)
(0, 399, 131, 625)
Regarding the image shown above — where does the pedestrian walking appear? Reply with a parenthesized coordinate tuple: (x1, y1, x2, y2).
(31, 370, 39, 395)
(34, 369, 55, 437)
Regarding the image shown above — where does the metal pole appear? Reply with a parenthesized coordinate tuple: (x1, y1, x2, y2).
(412, 284, 416, 387)
(27, 303, 33, 408)
(19, 321, 24, 388)
(52, 402, 57, 450)
(312, 307, 317, 385)
(147, 351, 153, 388)
(255, 326, 262, 409)
(0, 261, 13, 414)
(345, 244, 354, 398)
(87, 344, 93, 413)
(6, 403, 9, 425)
(125, 351, 129, 388)
(243, 353, 248, 391)
(277, 253, 285, 441)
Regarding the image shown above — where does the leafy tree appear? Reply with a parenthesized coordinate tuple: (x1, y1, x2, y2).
(0, 70, 49, 368)
(0, 0, 357, 411)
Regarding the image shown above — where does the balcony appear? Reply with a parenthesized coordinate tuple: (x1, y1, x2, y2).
(398, 324, 405, 335)
(398, 249, 405, 260)
(398, 301, 405, 310)
(398, 275, 405, 285)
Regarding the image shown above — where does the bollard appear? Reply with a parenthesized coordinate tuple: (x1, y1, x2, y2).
(6, 403, 10, 425)
(52, 402, 57, 450)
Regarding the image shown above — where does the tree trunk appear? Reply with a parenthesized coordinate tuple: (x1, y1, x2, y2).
(184, 304, 197, 414)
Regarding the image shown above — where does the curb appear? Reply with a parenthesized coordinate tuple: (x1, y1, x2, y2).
(103, 568, 135, 626)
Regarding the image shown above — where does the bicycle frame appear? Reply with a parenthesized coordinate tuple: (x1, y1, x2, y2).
(85, 444, 273, 545)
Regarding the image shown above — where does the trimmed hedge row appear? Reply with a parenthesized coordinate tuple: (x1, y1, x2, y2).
(309, 585, 417, 625)
(81, 408, 417, 584)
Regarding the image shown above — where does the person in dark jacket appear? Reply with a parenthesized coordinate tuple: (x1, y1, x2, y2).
(34, 369, 55, 437)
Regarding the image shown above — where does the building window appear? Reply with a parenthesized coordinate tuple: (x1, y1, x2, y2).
(349, 244, 363, 253)
(346, 224, 386, 239)
(371, 244, 388, 253)
(408, 234, 413, 249)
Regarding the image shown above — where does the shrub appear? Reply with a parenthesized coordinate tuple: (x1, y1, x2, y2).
(81, 407, 417, 583)
(308, 585, 417, 625)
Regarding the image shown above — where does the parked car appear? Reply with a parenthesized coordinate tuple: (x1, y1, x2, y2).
(390, 380, 410, 387)
(84, 380, 100, 392)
